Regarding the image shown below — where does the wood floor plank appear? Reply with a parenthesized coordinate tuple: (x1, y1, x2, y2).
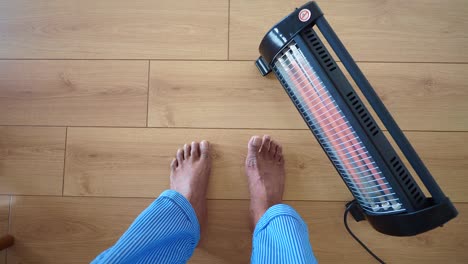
(64, 127, 343, 201)
(0, 196, 9, 264)
(0, 0, 228, 59)
(0, 60, 148, 126)
(0, 127, 65, 195)
(64, 128, 467, 202)
(405, 131, 468, 203)
(8, 196, 150, 264)
(229, 0, 468, 62)
(8, 196, 468, 263)
(148, 61, 468, 131)
(148, 61, 306, 129)
(358, 63, 468, 131)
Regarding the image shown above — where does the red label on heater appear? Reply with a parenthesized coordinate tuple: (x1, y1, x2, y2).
(298, 9, 311, 22)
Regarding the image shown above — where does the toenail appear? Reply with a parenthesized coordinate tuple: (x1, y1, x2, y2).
(200, 140, 209, 149)
(252, 137, 261, 146)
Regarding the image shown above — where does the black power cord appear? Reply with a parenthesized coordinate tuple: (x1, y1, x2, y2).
(344, 201, 386, 264)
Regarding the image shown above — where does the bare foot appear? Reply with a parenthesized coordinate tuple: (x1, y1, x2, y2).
(245, 135, 285, 227)
(170, 140, 211, 228)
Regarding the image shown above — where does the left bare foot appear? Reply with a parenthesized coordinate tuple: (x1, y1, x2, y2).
(170, 140, 211, 228)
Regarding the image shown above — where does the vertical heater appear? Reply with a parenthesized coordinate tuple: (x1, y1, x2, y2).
(256, 1, 457, 236)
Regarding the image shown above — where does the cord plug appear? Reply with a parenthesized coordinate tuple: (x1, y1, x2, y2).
(345, 200, 365, 222)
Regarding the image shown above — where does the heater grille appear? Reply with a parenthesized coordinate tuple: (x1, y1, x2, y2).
(272, 42, 405, 214)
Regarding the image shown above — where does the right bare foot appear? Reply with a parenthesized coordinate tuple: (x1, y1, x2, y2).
(245, 135, 286, 227)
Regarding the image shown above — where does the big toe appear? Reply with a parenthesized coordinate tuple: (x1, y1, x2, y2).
(248, 136, 262, 154)
(200, 140, 210, 159)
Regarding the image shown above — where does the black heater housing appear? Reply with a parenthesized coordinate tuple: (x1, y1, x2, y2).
(255, 1, 458, 236)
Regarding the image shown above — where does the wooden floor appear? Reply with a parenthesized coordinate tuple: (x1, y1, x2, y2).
(0, 0, 467, 263)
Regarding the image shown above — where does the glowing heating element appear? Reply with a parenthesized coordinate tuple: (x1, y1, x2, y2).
(274, 43, 404, 214)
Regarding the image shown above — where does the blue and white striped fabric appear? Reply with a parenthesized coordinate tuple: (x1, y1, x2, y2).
(252, 204, 317, 264)
(92, 190, 317, 264)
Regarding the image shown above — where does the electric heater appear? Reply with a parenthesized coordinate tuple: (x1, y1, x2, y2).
(256, 1, 458, 236)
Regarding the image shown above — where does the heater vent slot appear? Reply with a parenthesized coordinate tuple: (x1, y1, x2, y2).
(389, 156, 425, 206)
(303, 29, 337, 72)
(346, 92, 379, 137)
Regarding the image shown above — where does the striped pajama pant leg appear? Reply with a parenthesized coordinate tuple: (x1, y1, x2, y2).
(92, 190, 317, 264)
(251, 204, 318, 264)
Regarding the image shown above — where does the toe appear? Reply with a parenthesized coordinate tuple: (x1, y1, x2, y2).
(176, 148, 184, 164)
(248, 136, 262, 154)
(270, 140, 278, 156)
(260, 135, 271, 153)
(184, 144, 191, 159)
(191, 141, 200, 158)
(170, 158, 178, 170)
(275, 145, 283, 162)
(200, 140, 210, 159)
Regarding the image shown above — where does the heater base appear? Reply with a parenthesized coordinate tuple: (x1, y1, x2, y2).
(365, 197, 458, 236)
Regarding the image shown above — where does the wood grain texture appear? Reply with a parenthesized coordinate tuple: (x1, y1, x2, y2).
(8, 196, 468, 263)
(64, 127, 342, 200)
(8, 196, 152, 264)
(0, 60, 148, 126)
(405, 131, 468, 203)
(148, 61, 468, 131)
(359, 63, 468, 131)
(0, 127, 65, 195)
(64, 127, 467, 202)
(0, 0, 228, 59)
(0, 196, 9, 264)
(148, 61, 307, 129)
(230, 0, 468, 62)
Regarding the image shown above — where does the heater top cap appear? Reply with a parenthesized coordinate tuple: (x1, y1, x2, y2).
(258, 1, 323, 64)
